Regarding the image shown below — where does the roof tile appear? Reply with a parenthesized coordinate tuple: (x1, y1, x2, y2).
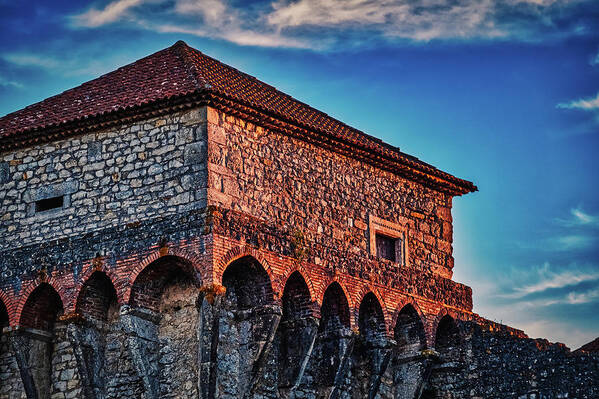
(0, 40, 476, 194)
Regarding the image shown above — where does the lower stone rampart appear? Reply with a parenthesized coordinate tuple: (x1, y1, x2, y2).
(0, 207, 597, 398)
(423, 319, 599, 399)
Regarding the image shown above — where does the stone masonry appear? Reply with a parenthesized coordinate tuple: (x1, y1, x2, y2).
(0, 41, 597, 398)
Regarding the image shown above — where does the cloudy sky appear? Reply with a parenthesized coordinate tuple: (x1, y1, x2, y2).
(1, 0, 598, 349)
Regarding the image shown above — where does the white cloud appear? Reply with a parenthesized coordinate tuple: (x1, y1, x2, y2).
(67, 0, 597, 49)
(154, 23, 310, 49)
(72, 0, 147, 28)
(509, 287, 599, 307)
(3, 54, 60, 69)
(556, 206, 599, 227)
(2, 52, 121, 77)
(506, 269, 599, 299)
(571, 207, 598, 225)
(566, 287, 599, 304)
(557, 92, 599, 111)
(591, 50, 599, 66)
(0, 76, 23, 89)
(552, 234, 596, 251)
(268, 0, 503, 42)
(72, 0, 311, 49)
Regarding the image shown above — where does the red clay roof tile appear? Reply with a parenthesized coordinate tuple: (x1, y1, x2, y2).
(0, 40, 476, 194)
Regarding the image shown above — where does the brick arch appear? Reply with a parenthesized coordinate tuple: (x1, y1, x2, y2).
(73, 262, 123, 313)
(0, 289, 14, 326)
(221, 254, 275, 308)
(15, 277, 69, 326)
(17, 281, 65, 330)
(281, 270, 318, 320)
(320, 281, 353, 331)
(393, 300, 428, 352)
(355, 285, 389, 332)
(75, 270, 120, 322)
(357, 291, 388, 341)
(315, 276, 354, 310)
(279, 264, 317, 303)
(391, 298, 427, 336)
(124, 248, 203, 303)
(431, 308, 465, 349)
(214, 245, 273, 285)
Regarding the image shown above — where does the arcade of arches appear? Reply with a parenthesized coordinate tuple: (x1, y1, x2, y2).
(0, 254, 487, 399)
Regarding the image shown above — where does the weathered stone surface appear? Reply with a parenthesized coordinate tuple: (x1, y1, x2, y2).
(0, 105, 597, 399)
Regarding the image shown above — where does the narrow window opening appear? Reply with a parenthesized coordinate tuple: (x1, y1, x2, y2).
(35, 196, 64, 213)
(369, 215, 408, 266)
(376, 233, 397, 262)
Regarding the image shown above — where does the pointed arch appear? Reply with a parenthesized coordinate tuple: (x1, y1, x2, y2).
(282, 271, 316, 320)
(358, 292, 386, 342)
(16, 277, 69, 323)
(316, 276, 354, 310)
(430, 308, 464, 344)
(221, 255, 274, 309)
(394, 303, 427, 355)
(215, 246, 274, 286)
(434, 314, 462, 352)
(124, 247, 204, 303)
(320, 282, 351, 332)
(355, 285, 389, 331)
(76, 271, 119, 323)
(279, 265, 317, 304)
(19, 283, 64, 331)
(129, 255, 201, 311)
(76, 261, 122, 308)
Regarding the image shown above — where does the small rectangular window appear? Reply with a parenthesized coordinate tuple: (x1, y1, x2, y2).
(376, 234, 397, 262)
(369, 215, 408, 266)
(35, 195, 64, 213)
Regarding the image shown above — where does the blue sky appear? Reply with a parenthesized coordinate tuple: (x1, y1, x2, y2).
(1, 0, 598, 349)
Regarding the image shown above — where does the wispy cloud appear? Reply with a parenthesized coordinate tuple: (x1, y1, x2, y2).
(268, 0, 504, 42)
(566, 287, 599, 304)
(517, 234, 596, 252)
(556, 206, 599, 227)
(503, 264, 599, 299)
(557, 92, 599, 111)
(3, 54, 60, 69)
(518, 207, 599, 251)
(552, 234, 596, 251)
(68, 0, 599, 49)
(0, 76, 23, 89)
(511, 286, 599, 308)
(469, 260, 599, 349)
(72, 0, 147, 28)
(71, 0, 311, 49)
(2, 52, 122, 78)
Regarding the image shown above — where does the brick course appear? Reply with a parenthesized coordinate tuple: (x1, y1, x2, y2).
(0, 42, 596, 398)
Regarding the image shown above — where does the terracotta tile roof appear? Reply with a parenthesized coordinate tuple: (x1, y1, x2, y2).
(0, 40, 476, 195)
(576, 337, 599, 353)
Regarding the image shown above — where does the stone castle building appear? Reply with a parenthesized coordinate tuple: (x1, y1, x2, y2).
(0, 41, 597, 399)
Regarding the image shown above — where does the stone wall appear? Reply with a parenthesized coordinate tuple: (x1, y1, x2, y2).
(423, 320, 599, 399)
(0, 108, 207, 251)
(206, 108, 456, 279)
(0, 327, 25, 398)
(1, 105, 597, 398)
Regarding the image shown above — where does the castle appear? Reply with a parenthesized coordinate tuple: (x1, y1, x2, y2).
(0, 41, 597, 399)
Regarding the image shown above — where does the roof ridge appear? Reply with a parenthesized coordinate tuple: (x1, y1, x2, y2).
(0, 40, 477, 194)
(183, 44, 403, 153)
(171, 40, 208, 90)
